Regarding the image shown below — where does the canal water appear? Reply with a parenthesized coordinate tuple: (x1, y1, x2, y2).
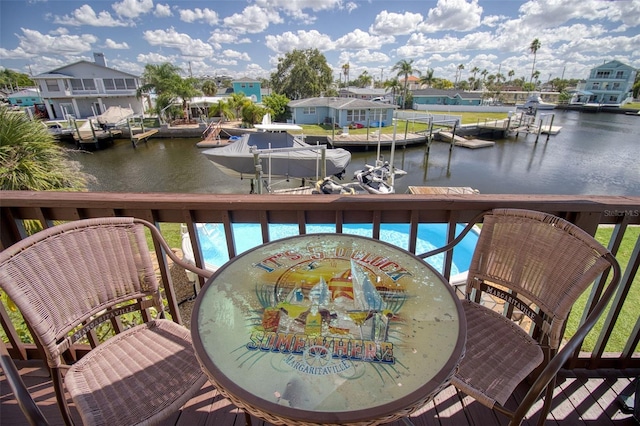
(70, 110, 639, 196)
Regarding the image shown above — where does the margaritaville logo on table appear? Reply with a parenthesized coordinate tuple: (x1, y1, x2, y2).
(244, 247, 411, 375)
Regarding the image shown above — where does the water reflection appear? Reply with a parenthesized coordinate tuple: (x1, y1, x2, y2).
(70, 111, 640, 196)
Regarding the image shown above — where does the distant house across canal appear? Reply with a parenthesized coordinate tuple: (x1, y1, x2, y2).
(288, 97, 397, 128)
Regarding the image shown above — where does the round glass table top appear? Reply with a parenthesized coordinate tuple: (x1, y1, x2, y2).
(192, 233, 465, 424)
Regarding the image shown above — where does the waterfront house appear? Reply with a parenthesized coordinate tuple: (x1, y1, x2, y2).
(338, 86, 390, 102)
(31, 53, 144, 120)
(412, 89, 482, 108)
(572, 60, 637, 106)
(7, 88, 42, 108)
(288, 96, 396, 127)
(232, 77, 262, 103)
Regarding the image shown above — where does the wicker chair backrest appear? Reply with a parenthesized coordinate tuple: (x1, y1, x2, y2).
(467, 209, 612, 348)
(0, 217, 162, 368)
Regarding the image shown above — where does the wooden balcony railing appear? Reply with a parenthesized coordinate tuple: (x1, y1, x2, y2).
(1, 191, 639, 372)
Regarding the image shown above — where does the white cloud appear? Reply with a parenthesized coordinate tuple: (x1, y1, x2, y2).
(143, 28, 214, 58)
(154, 4, 173, 18)
(222, 49, 251, 61)
(420, 0, 483, 32)
(104, 39, 129, 49)
(53, 4, 129, 27)
(137, 52, 177, 64)
(223, 5, 283, 34)
(265, 30, 334, 54)
(112, 0, 154, 19)
(179, 8, 219, 25)
(335, 29, 394, 50)
(13, 28, 97, 57)
(369, 11, 424, 36)
(350, 49, 391, 65)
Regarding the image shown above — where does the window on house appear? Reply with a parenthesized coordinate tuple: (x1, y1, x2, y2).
(114, 79, 126, 90)
(125, 78, 136, 89)
(45, 80, 59, 91)
(616, 71, 624, 79)
(302, 107, 316, 114)
(347, 109, 366, 121)
(613, 82, 620, 89)
(592, 82, 600, 90)
(82, 79, 96, 90)
(595, 71, 611, 78)
(241, 83, 246, 88)
(103, 79, 115, 90)
(71, 79, 83, 90)
(249, 83, 254, 88)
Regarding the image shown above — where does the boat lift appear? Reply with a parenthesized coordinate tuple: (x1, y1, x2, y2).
(250, 144, 328, 194)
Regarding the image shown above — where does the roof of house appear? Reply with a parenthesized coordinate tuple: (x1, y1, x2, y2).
(8, 88, 41, 98)
(339, 87, 388, 96)
(33, 60, 138, 79)
(288, 97, 397, 109)
(233, 77, 260, 83)
(592, 60, 635, 71)
(411, 89, 483, 99)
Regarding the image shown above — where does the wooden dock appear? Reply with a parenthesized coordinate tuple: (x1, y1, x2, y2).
(408, 186, 479, 195)
(131, 129, 159, 143)
(327, 132, 426, 148)
(438, 131, 495, 148)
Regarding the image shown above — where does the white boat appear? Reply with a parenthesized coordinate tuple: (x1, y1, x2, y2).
(517, 95, 556, 111)
(43, 120, 75, 142)
(202, 129, 351, 179)
(354, 162, 407, 195)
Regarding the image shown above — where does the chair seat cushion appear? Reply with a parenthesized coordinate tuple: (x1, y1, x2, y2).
(451, 300, 544, 408)
(65, 319, 207, 426)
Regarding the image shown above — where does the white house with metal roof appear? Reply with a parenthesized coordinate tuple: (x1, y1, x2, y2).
(288, 97, 397, 128)
(31, 53, 144, 120)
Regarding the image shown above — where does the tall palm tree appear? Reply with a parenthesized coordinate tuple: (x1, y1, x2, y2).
(0, 106, 89, 191)
(480, 69, 488, 90)
(392, 59, 418, 109)
(455, 64, 465, 89)
(529, 38, 541, 84)
(383, 78, 402, 105)
(341, 63, 350, 88)
(508, 69, 515, 84)
(418, 68, 435, 89)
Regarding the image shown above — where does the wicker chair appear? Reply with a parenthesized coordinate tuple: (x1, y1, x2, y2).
(418, 209, 621, 426)
(0, 217, 214, 426)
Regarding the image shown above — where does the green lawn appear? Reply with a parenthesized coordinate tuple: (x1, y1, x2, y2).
(295, 111, 509, 137)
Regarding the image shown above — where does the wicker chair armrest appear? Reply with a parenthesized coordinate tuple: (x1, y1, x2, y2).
(510, 253, 621, 425)
(136, 219, 214, 280)
(418, 211, 486, 259)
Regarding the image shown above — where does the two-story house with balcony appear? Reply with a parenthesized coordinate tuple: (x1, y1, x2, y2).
(573, 60, 637, 106)
(31, 53, 144, 120)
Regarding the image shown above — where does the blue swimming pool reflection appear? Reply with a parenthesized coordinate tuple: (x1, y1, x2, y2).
(191, 222, 479, 277)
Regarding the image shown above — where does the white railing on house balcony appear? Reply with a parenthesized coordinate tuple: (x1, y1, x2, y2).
(1, 191, 639, 372)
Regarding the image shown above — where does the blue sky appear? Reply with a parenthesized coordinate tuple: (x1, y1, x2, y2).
(1, 0, 638, 83)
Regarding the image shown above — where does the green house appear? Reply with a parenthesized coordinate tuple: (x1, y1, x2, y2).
(232, 77, 262, 103)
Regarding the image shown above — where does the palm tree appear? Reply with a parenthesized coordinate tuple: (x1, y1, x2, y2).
(508, 69, 515, 84)
(418, 68, 435, 88)
(0, 106, 89, 191)
(480, 69, 488, 89)
(201, 80, 217, 96)
(383, 78, 402, 105)
(341, 63, 350, 88)
(392, 59, 418, 109)
(529, 38, 541, 84)
(209, 100, 235, 121)
(455, 64, 465, 89)
(228, 92, 250, 121)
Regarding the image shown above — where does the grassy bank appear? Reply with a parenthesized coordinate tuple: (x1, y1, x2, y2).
(296, 111, 509, 137)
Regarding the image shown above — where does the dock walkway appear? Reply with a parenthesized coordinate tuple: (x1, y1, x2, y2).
(438, 131, 495, 148)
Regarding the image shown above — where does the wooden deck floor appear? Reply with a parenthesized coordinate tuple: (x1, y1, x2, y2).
(2, 359, 637, 426)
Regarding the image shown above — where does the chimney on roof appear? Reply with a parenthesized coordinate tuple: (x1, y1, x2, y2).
(94, 52, 106, 67)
